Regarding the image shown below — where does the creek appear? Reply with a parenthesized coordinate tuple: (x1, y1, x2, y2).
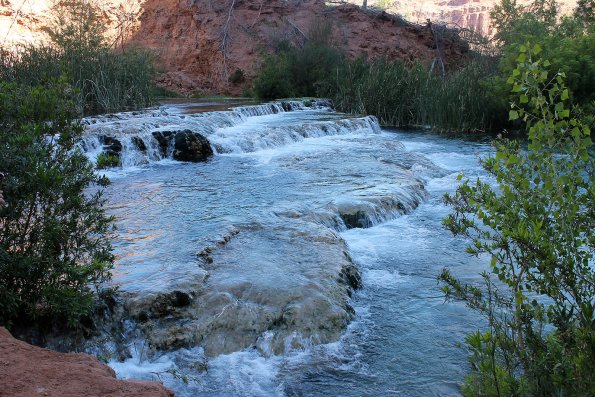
(81, 101, 494, 396)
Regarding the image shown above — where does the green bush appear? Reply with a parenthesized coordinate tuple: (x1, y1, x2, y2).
(0, 80, 115, 330)
(441, 44, 594, 396)
(228, 68, 245, 85)
(253, 49, 295, 99)
(253, 25, 343, 99)
(0, 0, 156, 115)
(96, 153, 121, 169)
(488, 0, 595, 112)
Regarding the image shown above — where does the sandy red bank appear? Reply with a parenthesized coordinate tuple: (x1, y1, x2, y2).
(0, 327, 173, 397)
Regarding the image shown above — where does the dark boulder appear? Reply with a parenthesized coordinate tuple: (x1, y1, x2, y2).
(99, 136, 122, 157)
(151, 131, 175, 157)
(173, 130, 213, 162)
(131, 136, 147, 154)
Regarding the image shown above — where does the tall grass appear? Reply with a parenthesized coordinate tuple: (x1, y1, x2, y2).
(0, 44, 156, 115)
(324, 57, 505, 133)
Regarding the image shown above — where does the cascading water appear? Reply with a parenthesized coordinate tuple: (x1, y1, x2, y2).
(80, 100, 494, 396)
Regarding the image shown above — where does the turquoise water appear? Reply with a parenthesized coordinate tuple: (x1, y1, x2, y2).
(84, 103, 494, 396)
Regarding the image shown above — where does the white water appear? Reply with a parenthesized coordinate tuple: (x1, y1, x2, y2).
(81, 101, 494, 396)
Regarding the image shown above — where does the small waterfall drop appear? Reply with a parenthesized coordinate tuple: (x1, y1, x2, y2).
(79, 100, 378, 167)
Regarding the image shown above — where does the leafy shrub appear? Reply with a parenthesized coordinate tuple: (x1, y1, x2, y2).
(0, 0, 156, 115)
(228, 68, 245, 85)
(253, 25, 343, 99)
(441, 44, 594, 396)
(96, 153, 121, 169)
(0, 80, 115, 330)
(253, 49, 295, 99)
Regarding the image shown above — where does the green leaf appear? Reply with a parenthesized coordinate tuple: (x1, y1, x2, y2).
(520, 94, 528, 104)
(509, 110, 519, 120)
(561, 89, 569, 101)
(533, 44, 542, 55)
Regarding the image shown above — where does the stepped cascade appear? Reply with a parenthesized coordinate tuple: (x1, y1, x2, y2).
(75, 101, 492, 396)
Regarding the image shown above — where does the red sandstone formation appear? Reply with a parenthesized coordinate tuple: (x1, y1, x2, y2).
(130, 0, 469, 95)
(361, 0, 577, 38)
(0, 327, 173, 397)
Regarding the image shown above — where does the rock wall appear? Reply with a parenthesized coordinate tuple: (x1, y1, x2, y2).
(0, 0, 144, 47)
(129, 0, 468, 95)
(1, 1, 578, 95)
(354, 0, 578, 37)
(0, 327, 173, 397)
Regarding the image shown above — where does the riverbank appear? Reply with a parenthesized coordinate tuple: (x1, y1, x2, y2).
(0, 327, 173, 397)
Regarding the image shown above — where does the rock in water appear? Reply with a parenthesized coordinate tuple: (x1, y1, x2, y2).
(123, 221, 361, 357)
(151, 131, 175, 157)
(99, 135, 123, 157)
(0, 327, 173, 397)
(173, 130, 213, 162)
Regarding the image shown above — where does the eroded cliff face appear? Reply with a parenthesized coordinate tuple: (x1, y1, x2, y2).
(354, 0, 578, 37)
(1, 0, 578, 95)
(0, 0, 144, 46)
(129, 0, 468, 95)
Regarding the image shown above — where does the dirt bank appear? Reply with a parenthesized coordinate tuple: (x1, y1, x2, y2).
(0, 327, 173, 397)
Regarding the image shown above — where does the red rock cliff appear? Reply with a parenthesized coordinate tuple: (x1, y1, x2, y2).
(130, 0, 469, 95)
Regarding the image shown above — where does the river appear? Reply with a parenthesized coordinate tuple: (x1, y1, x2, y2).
(81, 101, 494, 396)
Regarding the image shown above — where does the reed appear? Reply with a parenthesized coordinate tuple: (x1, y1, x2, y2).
(0, 43, 156, 116)
(324, 57, 504, 133)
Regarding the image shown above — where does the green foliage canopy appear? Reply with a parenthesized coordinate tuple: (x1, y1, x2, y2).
(0, 80, 115, 330)
(441, 44, 594, 396)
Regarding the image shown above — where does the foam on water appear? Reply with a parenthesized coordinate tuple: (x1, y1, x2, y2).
(79, 100, 374, 169)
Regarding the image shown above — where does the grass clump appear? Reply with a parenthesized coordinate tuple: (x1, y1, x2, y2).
(96, 153, 121, 169)
(0, 0, 157, 116)
(323, 57, 503, 133)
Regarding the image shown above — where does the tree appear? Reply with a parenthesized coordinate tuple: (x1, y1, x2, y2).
(42, 0, 108, 52)
(0, 80, 115, 331)
(575, 0, 595, 26)
(440, 43, 594, 396)
(490, 0, 558, 47)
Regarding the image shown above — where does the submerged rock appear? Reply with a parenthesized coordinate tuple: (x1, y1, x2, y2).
(122, 221, 361, 357)
(151, 130, 175, 157)
(0, 327, 173, 397)
(99, 135, 123, 157)
(131, 136, 148, 154)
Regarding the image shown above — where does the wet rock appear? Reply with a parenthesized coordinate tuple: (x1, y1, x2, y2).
(173, 130, 213, 162)
(99, 135, 122, 157)
(151, 130, 213, 162)
(0, 327, 173, 397)
(339, 209, 371, 229)
(151, 131, 175, 157)
(339, 260, 362, 290)
(131, 136, 147, 153)
(126, 221, 361, 357)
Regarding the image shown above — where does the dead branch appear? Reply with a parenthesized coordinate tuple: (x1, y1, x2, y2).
(220, 0, 236, 80)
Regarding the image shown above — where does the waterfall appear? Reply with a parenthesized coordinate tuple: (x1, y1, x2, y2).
(79, 100, 371, 167)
